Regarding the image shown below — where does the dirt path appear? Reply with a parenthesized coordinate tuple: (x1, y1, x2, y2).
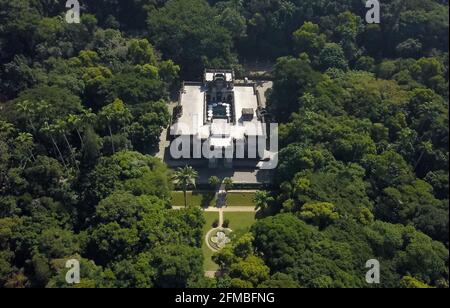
(172, 206, 256, 212)
(204, 227, 220, 252)
(222, 206, 256, 212)
(219, 208, 224, 226)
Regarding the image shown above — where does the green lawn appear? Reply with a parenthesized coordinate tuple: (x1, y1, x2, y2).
(201, 211, 257, 272)
(172, 191, 256, 208)
(172, 191, 216, 208)
(224, 212, 256, 234)
(226, 192, 256, 207)
(202, 212, 219, 272)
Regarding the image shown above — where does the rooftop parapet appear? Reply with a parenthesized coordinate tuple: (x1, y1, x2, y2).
(204, 69, 234, 84)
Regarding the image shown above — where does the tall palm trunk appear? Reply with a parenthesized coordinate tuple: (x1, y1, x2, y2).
(29, 149, 36, 162)
(75, 127, 84, 150)
(108, 124, 115, 154)
(414, 149, 426, 172)
(28, 119, 37, 134)
(50, 135, 67, 170)
(62, 133, 79, 171)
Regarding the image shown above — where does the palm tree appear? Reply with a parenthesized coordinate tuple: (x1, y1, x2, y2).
(208, 176, 221, 190)
(99, 100, 132, 155)
(16, 100, 37, 133)
(173, 166, 198, 208)
(15, 132, 36, 168)
(99, 105, 116, 154)
(42, 122, 68, 171)
(105, 113, 115, 154)
(254, 191, 274, 212)
(220, 177, 234, 207)
(55, 119, 79, 171)
(82, 109, 96, 126)
(223, 177, 234, 193)
(67, 114, 84, 149)
(414, 141, 433, 172)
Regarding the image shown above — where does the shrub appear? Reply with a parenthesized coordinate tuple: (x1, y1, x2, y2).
(222, 219, 230, 228)
(212, 219, 220, 228)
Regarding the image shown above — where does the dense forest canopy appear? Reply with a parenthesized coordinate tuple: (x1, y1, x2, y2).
(0, 0, 448, 288)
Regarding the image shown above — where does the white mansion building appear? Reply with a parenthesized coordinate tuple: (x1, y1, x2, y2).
(170, 69, 272, 169)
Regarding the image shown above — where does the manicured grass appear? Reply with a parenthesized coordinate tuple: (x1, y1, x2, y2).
(201, 211, 257, 272)
(226, 192, 256, 207)
(224, 212, 256, 234)
(172, 191, 216, 208)
(203, 212, 219, 234)
(172, 191, 256, 208)
(202, 212, 220, 272)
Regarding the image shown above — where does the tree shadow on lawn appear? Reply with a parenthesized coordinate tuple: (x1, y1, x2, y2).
(191, 191, 216, 209)
(255, 205, 279, 219)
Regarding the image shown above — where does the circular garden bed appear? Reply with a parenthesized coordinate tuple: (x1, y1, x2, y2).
(207, 228, 232, 251)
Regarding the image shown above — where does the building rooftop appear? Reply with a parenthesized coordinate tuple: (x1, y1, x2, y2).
(211, 119, 231, 136)
(205, 69, 234, 83)
(172, 84, 205, 136)
(172, 70, 265, 142)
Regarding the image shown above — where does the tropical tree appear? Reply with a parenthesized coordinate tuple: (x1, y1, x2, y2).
(98, 99, 132, 154)
(298, 202, 340, 230)
(15, 132, 36, 168)
(41, 122, 67, 171)
(208, 176, 221, 190)
(223, 177, 234, 193)
(16, 100, 37, 133)
(319, 43, 349, 71)
(173, 166, 198, 208)
(55, 119, 78, 170)
(254, 191, 274, 212)
(293, 22, 327, 58)
(67, 114, 84, 149)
